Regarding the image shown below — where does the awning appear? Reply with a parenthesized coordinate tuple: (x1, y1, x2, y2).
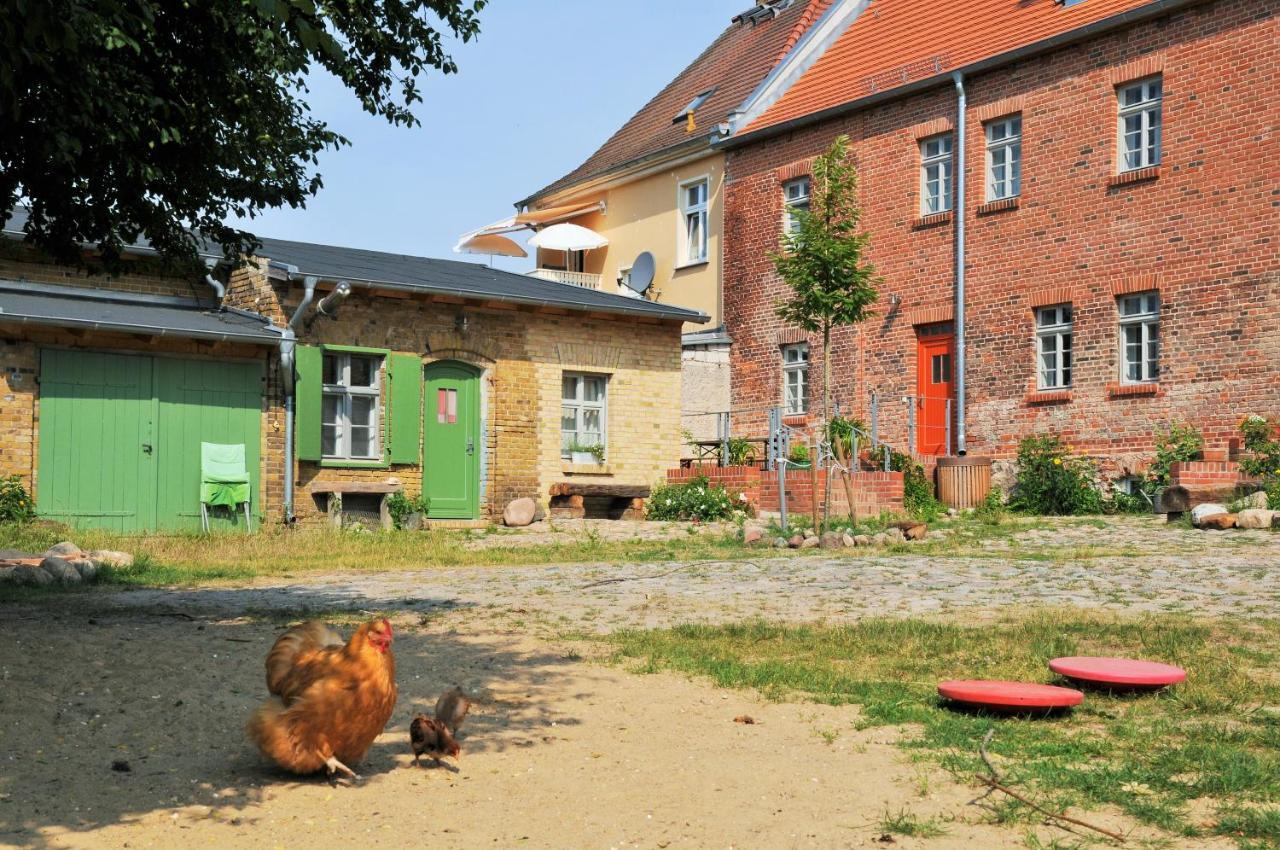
(454, 200, 605, 251)
(0, 280, 282, 344)
(456, 233, 528, 258)
(528, 223, 609, 252)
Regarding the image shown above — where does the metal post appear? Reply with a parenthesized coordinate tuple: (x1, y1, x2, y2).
(883, 445, 891, 473)
(945, 398, 953, 457)
(809, 434, 820, 534)
(719, 411, 730, 467)
(870, 391, 879, 448)
(907, 397, 917, 458)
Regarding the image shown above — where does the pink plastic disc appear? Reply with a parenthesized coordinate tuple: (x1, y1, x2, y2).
(1049, 657, 1186, 689)
(937, 680, 1084, 711)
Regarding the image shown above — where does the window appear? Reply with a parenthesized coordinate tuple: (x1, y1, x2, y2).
(782, 343, 809, 415)
(673, 88, 716, 124)
(920, 134, 953, 215)
(1117, 77, 1162, 172)
(561, 374, 608, 458)
(322, 353, 382, 460)
(783, 177, 811, 235)
(680, 178, 709, 265)
(985, 116, 1022, 201)
(931, 352, 952, 385)
(1036, 305, 1073, 390)
(1118, 292, 1160, 383)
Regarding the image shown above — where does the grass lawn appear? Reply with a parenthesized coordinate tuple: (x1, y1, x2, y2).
(599, 612, 1280, 848)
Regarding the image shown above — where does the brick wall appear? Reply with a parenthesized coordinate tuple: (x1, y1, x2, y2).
(723, 0, 1279, 481)
(666, 464, 905, 517)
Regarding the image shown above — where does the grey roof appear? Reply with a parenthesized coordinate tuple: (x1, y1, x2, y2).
(254, 236, 709, 324)
(0, 281, 282, 344)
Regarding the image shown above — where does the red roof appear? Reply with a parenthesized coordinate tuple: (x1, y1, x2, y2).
(744, 0, 1157, 135)
(524, 0, 833, 204)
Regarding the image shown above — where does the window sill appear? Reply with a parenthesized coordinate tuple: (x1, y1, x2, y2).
(1109, 166, 1160, 187)
(782, 414, 810, 427)
(561, 462, 614, 476)
(1107, 381, 1161, 398)
(1025, 389, 1073, 405)
(912, 211, 953, 229)
(317, 458, 392, 469)
(674, 260, 710, 272)
(977, 197, 1019, 215)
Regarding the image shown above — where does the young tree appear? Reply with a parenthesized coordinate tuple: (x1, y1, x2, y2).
(772, 135, 879, 526)
(1, 0, 487, 269)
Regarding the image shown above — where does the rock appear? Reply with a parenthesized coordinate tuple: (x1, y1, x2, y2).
(800, 536, 821, 549)
(502, 498, 538, 528)
(819, 531, 844, 550)
(1199, 513, 1238, 531)
(1236, 509, 1275, 530)
(44, 541, 83, 560)
(11, 565, 53, 587)
(0, 566, 16, 583)
(69, 558, 99, 582)
(1191, 503, 1229, 527)
(401, 513, 425, 532)
(40, 556, 82, 583)
(788, 534, 805, 549)
(854, 535, 871, 547)
(899, 523, 928, 541)
(947, 508, 959, 518)
(841, 533, 856, 548)
(774, 537, 791, 549)
(1273, 514, 1280, 530)
(1243, 491, 1270, 510)
(86, 550, 134, 568)
(0, 548, 36, 561)
(743, 526, 766, 546)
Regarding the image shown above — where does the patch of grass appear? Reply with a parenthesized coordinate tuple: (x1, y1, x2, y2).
(601, 612, 1280, 848)
(878, 807, 948, 838)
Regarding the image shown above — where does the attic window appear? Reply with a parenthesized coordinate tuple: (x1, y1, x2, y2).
(673, 88, 717, 124)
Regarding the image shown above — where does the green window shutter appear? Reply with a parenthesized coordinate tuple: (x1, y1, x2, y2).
(295, 344, 323, 462)
(387, 353, 423, 465)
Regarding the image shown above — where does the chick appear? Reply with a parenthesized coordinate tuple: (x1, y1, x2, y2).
(434, 685, 472, 734)
(410, 714, 460, 767)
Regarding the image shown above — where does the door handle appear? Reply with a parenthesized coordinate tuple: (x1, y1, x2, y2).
(466, 438, 475, 456)
(142, 443, 153, 454)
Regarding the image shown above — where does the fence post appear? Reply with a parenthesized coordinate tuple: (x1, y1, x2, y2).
(870, 391, 879, 448)
(719, 411, 730, 467)
(907, 396, 917, 457)
(810, 433, 820, 534)
(945, 398, 952, 457)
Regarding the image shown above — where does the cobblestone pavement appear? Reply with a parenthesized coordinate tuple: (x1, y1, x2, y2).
(92, 517, 1280, 629)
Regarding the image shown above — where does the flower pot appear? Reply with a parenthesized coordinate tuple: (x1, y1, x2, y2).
(571, 451, 597, 465)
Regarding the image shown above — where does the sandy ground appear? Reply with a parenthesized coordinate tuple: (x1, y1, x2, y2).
(0, 603, 1228, 850)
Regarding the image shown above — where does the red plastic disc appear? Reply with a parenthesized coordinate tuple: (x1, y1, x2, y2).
(937, 680, 1084, 710)
(1049, 657, 1186, 689)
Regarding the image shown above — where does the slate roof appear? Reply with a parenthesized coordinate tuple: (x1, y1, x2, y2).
(522, 0, 833, 204)
(742, 0, 1161, 136)
(254, 236, 709, 323)
(0, 281, 282, 343)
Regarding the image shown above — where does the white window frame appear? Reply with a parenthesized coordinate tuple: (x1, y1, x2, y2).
(1118, 292, 1160, 384)
(321, 352, 383, 460)
(678, 176, 710, 266)
(1035, 304, 1073, 390)
(919, 134, 954, 215)
(561, 373, 608, 459)
(1117, 76, 1162, 173)
(782, 176, 811, 236)
(781, 343, 809, 416)
(985, 115, 1022, 202)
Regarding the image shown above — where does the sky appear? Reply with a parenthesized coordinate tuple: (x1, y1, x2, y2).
(228, 1, 747, 274)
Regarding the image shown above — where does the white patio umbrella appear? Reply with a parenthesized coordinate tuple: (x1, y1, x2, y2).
(527, 223, 609, 252)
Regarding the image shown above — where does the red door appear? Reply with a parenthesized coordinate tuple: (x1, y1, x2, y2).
(916, 333, 955, 456)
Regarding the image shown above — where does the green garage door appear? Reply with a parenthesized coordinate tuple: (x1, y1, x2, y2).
(37, 349, 263, 532)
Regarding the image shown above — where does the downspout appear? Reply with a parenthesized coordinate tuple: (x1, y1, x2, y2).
(203, 274, 226, 303)
(952, 72, 968, 456)
(280, 275, 319, 523)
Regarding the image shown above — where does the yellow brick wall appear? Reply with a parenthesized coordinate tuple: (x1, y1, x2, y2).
(0, 254, 208, 300)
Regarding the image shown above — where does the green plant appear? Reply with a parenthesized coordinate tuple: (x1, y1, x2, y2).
(0, 475, 35, 524)
(788, 443, 810, 465)
(1009, 435, 1104, 516)
(972, 488, 1007, 525)
(1239, 416, 1280, 480)
(385, 491, 430, 530)
(888, 450, 945, 521)
(725, 437, 757, 467)
(1145, 423, 1204, 494)
(1105, 487, 1151, 515)
(647, 476, 741, 522)
(568, 439, 606, 464)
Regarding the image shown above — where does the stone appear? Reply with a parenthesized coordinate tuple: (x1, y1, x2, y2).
(743, 526, 766, 546)
(773, 537, 791, 549)
(401, 512, 425, 532)
(820, 531, 844, 550)
(788, 534, 805, 549)
(1273, 514, 1280, 530)
(0, 548, 36, 561)
(854, 535, 871, 547)
(1191, 504, 1229, 527)
(800, 536, 821, 549)
(12, 565, 53, 587)
(900, 523, 928, 541)
(86, 550, 134, 568)
(40, 556, 82, 583)
(841, 533, 856, 548)
(0, 566, 16, 583)
(1235, 509, 1275, 530)
(69, 558, 99, 582)
(502, 498, 538, 528)
(1199, 513, 1238, 531)
(1243, 490, 1270, 510)
(44, 541, 83, 560)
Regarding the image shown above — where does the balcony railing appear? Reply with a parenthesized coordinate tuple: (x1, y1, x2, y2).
(525, 268, 602, 289)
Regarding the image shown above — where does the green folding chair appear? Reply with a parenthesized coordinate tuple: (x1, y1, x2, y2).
(200, 442, 252, 533)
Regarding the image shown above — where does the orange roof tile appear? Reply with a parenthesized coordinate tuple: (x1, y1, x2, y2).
(744, 0, 1159, 135)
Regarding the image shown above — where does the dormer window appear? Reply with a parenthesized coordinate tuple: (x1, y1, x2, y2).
(673, 88, 717, 124)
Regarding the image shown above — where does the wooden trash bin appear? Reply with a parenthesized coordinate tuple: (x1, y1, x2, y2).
(936, 456, 993, 510)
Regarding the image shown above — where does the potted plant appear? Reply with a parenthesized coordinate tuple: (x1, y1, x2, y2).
(788, 443, 811, 469)
(569, 440, 606, 466)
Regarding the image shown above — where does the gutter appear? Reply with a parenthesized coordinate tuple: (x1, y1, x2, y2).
(722, 0, 1207, 150)
(518, 137, 713, 211)
(952, 72, 968, 456)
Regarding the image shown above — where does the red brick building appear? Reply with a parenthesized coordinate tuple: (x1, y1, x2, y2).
(720, 0, 1278, 487)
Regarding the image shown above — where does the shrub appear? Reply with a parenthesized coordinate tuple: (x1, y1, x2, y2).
(725, 437, 757, 467)
(0, 475, 35, 524)
(1144, 424, 1203, 494)
(386, 491, 431, 530)
(1239, 416, 1280, 480)
(1104, 489, 1150, 515)
(647, 476, 741, 522)
(972, 489, 1007, 525)
(1009, 435, 1104, 516)
(788, 443, 810, 465)
(888, 450, 945, 521)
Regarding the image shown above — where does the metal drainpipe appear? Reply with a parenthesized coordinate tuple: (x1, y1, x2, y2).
(203, 274, 226, 303)
(281, 276, 319, 522)
(952, 71, 968, 456)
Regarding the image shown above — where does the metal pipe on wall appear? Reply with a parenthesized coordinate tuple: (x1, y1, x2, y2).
(952, 72, 969, 456)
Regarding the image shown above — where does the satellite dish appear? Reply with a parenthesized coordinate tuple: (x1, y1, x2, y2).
(626, 251, 656, 295)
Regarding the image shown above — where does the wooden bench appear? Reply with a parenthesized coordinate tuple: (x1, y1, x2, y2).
(310, 482, 401, 530)
(549, 483, 651, 520)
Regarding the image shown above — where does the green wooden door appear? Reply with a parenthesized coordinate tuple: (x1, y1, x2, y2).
(423, 361, 480, 519)
(37, 349, 157, 532)
(155, 358, 263, 532)
(36, 350, 262, 532)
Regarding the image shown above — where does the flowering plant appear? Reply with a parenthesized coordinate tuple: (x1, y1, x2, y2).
(646, 476, 740, 521)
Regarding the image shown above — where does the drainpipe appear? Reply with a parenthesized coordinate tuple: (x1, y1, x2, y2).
(203, 274, 226, 303)
(952, 71, 968, 456)
(280, 275, 319, 522)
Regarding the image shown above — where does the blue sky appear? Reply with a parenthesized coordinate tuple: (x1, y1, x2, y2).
(230, 1, 746, 274)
